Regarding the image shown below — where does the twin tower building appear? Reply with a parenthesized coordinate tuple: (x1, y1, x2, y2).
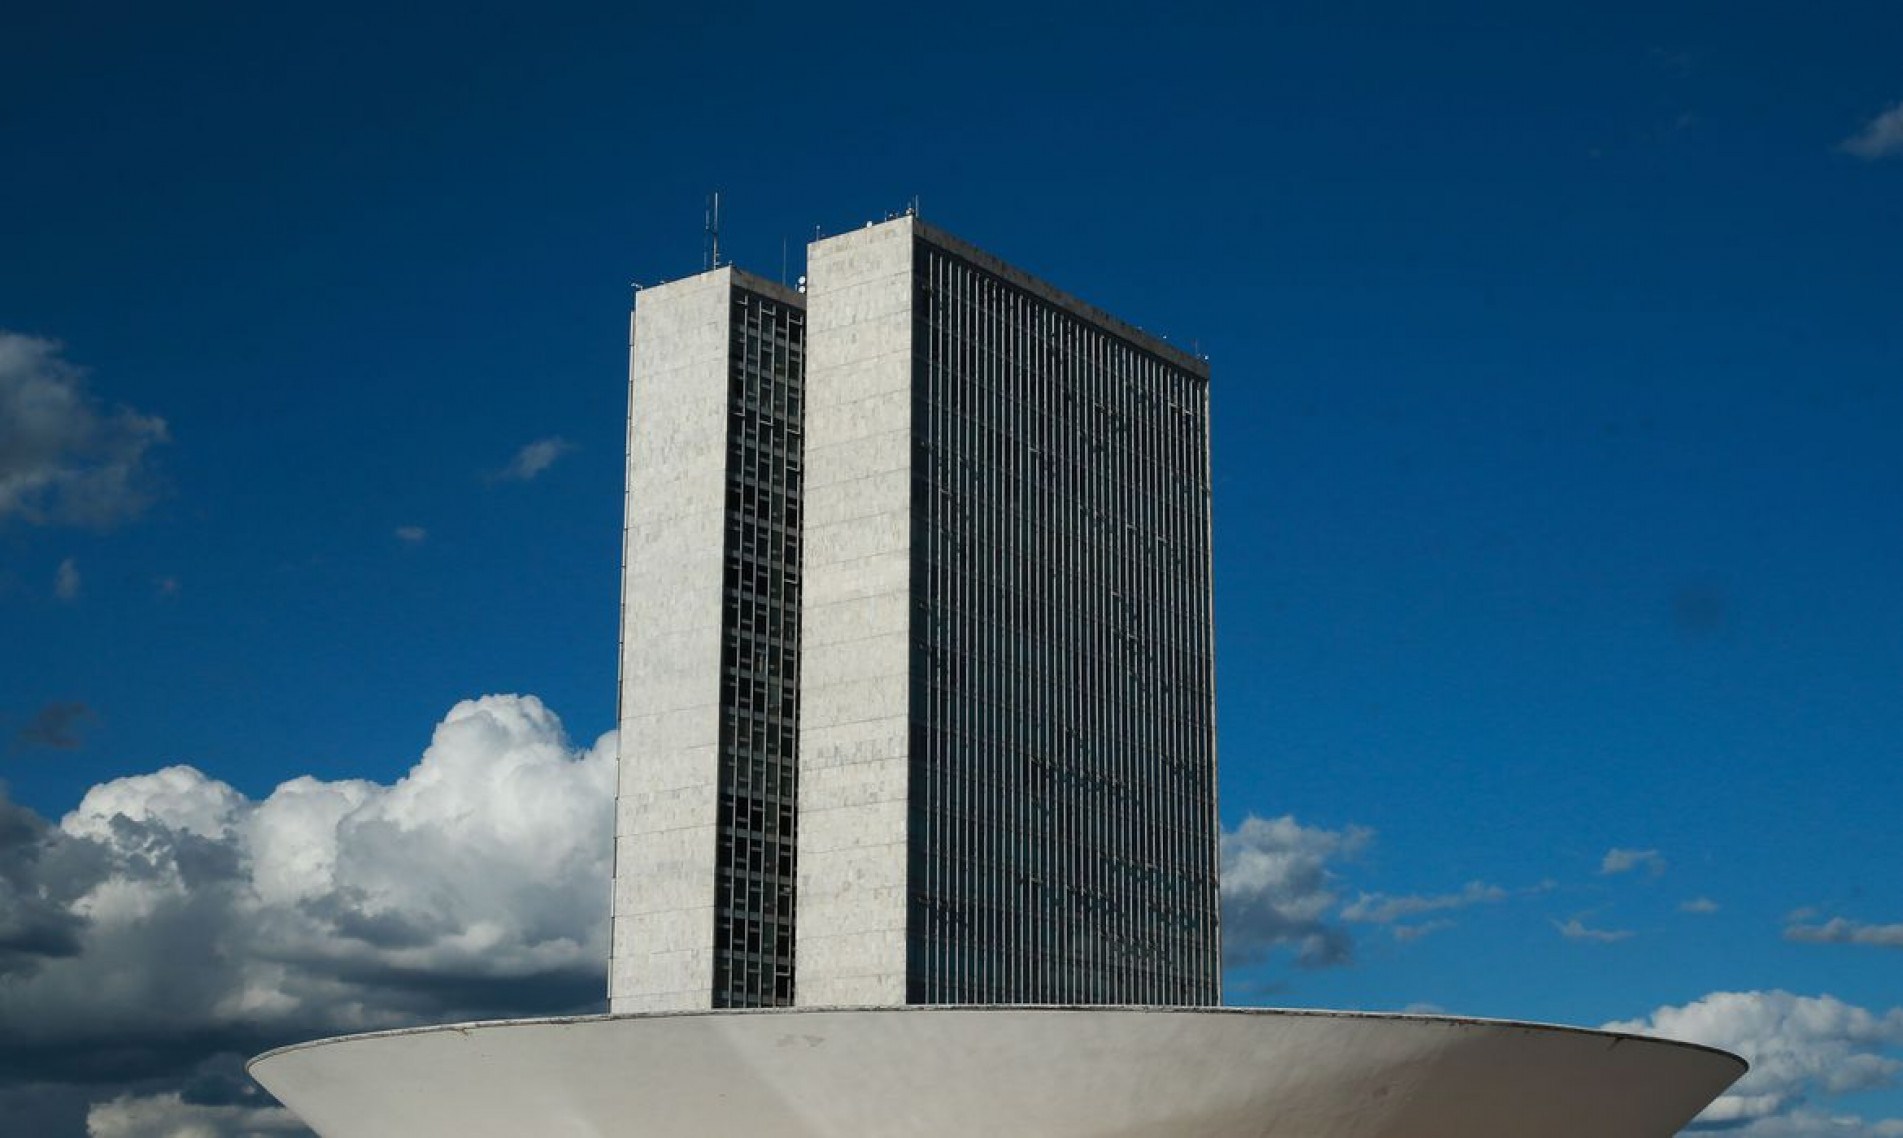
(612, 215, 1221, 1013)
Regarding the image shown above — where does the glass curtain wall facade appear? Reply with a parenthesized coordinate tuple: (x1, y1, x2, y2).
(713, 282, 805, 1007)
(907, 237, 1220, 1005)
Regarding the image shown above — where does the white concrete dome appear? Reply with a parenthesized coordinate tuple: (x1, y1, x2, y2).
(249, 1005, 1744, 1137)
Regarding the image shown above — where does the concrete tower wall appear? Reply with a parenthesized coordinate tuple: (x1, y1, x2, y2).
(795, 221, 919, 1006)
(612, 268, 740, 1012)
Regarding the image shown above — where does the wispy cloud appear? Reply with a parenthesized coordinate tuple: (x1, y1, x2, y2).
(1392, 920, 1455, 943)
(1230, 851, 1550, 960)
(395, 525, 428, 544)
(1554, 915, 1634, 943)
(1785, 917, 1903, 949)
(0, 332, 168, 528)
(53, 558, 79, 601)
(1601, 847, 1667, 877)
(1681, 897, 1721, 915)
(493, 437, 574, 483)
(15, 701, 93, 751)
(1342, 881, 1509, 925)
(1841, 103, 1903, 160)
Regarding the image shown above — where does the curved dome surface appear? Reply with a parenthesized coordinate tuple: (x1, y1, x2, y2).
(249, 1006, 1743, 1138)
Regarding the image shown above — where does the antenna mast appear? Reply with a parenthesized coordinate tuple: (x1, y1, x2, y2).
(705, 191, 722, 270)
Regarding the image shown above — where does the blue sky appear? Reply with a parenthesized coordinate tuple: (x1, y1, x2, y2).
(2, 2, 1900, 1134)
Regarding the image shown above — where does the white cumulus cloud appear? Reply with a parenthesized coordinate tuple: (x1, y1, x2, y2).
(1606, 990, 1903, 1132)
(0, 694, 614, 1133)
(0, 332, 168, 528)
(1219, 815, 1369, 969)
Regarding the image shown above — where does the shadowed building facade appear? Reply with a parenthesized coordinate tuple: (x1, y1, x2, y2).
(612, 217, 1219, 1013)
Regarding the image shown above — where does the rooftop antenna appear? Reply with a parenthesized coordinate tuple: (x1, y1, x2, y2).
(908, 195, 920, 217)
(705, 191, 721, 270)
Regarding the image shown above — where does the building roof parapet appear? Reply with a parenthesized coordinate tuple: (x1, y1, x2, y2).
(632, 264, 805, 311)
(634, 218, 1205, 378)
(907, 217, 1211, 381)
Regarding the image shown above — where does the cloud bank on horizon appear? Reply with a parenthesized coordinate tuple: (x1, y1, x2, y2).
(1, 694, 1900, 1135)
